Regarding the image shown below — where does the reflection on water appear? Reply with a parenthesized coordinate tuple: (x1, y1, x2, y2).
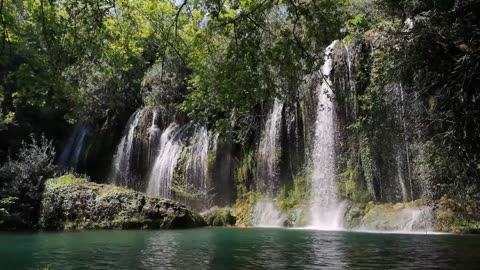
(0, 228, 479, 269)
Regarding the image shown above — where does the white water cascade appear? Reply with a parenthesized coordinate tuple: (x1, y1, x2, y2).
(110, 109, 144, 186)
(251, 201, 287, 227)
(147, 123, 211, 203)
(147, 123, 184, 198)
(185, 126, 210, 195)
(396, 152, 409, 202)
(59, 123, 88, 171)
(400, 207, 431, 232)
(357, 206, 433, 233)
(256, 99, 284, 196)
(147, 110, 161, 165)
(309, 41, 346, 230)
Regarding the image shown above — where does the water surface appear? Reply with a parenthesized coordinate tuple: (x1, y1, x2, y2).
(0, 228, 479, 269)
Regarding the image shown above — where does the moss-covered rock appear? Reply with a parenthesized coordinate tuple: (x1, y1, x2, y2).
(284, 208, 307, 227)
(343, 198, 480, 233)
(202, 207, 236, 227)
(39, 174, 206, 230)
(234, 190, 258, 227)
(432, 197, 480, 234)
(344, 199, 432, 231)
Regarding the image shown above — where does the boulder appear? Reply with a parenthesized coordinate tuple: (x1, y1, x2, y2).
(39, 175, 206, 230)
(202, 207, 236, 227)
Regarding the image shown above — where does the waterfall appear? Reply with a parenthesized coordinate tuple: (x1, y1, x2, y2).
(147, 123, 212, 206)
(357, 205, 433, 233)
(396, 153, 409, 202)
(309, 41, 345, 230)
(110, 109, 144, 186)
(147, 123, 184, 198)
(256, 99, 284, 196)
(400, 207, 432, 232)
(185, 126, 209, 195)
(59, 123, 88, 171)
(251, 201, 286, 227)
(148, 110, 161, 165)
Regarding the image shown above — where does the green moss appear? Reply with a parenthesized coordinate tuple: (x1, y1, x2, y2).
(278, 174, 311, 211)
(295, 209, 307, 226)
(338, 160, 370, 203)
(234, 148, 256, 226)
(171, 146, 195, 203)
(0, 196, 19, 206)
(100, 185, 134, 196)
(234, 191, 258, 227)
(137, 109, 152, 144)
(433, 197, 480, 233)
(112, 216, 146, 227)
(45, 174, 88, 190)
(207, 150, 216, 167)
(203, 207, 236, 227)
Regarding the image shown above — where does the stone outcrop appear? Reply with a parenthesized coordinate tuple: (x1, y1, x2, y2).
(202, 207, 236, 227)
(38, 175, 206, 230)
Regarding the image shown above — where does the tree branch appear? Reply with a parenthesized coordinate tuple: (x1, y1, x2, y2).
(217, 0, 271, 27)
(175, 0, 188, 38)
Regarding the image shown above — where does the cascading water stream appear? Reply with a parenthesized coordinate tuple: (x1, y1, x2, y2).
(110, 109, 144, 186)
(185, 126, 209, 196)
(396, 152, 409, 202)
(59, 123, 88, 171)
(147, 123, 184, 198)
(251, 201, 287, 227)
(256, 99, 284, 196)
(147, 123, 212, 205)
(309, 41, 345, 230)
(148, 110, 161, 165)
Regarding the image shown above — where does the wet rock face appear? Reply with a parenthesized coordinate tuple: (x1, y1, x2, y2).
(343, 200, 433, 232)
(39, 175, 206, 230)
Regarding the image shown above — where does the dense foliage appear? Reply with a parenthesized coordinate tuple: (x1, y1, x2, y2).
(0, 0, 348, 143)
(0, 135, 56, 229)
(0, 0, 479, 206)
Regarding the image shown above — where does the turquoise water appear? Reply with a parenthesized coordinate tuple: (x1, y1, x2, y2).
(0, 228, 479, 269)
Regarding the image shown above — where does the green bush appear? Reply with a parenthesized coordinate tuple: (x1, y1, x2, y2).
(0, 135, 56, 229)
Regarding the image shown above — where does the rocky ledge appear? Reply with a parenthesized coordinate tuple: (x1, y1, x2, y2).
(202, 207, 237, 227)
(38, 175, 206, 230)
(344, 198, 480, 233)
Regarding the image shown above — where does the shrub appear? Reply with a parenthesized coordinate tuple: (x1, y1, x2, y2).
(0, 135, 56, 229)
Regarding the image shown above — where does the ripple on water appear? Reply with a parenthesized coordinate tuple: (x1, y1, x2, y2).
(0, 228, 479, 270)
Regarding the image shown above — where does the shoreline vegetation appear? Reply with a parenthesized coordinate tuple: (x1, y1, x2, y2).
(1, 0, 479, 236)
(2, 174, 479, 234)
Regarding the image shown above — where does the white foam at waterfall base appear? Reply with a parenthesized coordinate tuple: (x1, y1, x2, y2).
(308, 40, 346, 230)
(355, 206, 435, 234)
(251, 201, 287, 227)
(401, 207, 431, 231)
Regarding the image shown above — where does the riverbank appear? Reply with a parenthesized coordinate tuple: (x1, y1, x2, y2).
(2, 174, 479, 234)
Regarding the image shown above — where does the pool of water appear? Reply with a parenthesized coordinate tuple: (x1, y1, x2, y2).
(0, 228, 479, 269)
